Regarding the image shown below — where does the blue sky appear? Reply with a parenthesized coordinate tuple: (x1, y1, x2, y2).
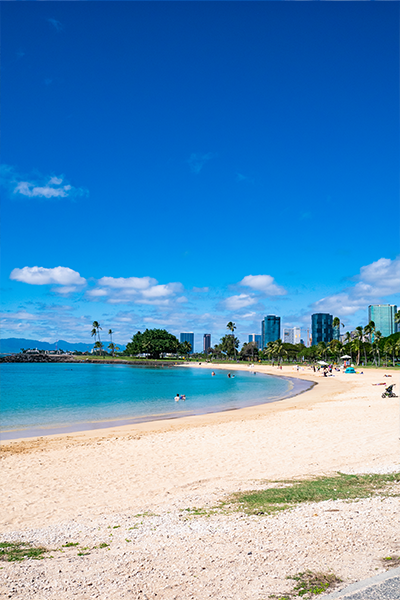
(1, 2, 399, 351)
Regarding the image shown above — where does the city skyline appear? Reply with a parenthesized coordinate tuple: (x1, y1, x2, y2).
(1, 3, 399, 346)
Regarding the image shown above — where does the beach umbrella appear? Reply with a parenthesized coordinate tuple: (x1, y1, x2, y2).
(340, 355, 351, 359)
(317, 360, 328, 365)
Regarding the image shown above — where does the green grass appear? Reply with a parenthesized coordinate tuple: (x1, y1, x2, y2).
(224, 472, 400, 515)
(0, 541, 49, 562)
(276, 571, 341, 599)
(382, 555, 400, 568)
(62, 542, 79, 547)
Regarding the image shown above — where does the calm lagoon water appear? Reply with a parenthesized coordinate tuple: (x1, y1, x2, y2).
(0, 363, 310, 439)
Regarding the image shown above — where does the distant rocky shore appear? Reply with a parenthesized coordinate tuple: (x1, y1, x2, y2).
(0, 354, 181, 367)
(0, 354, 74, 363)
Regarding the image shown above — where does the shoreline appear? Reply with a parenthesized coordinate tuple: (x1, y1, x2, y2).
(0, 364, 315, 441)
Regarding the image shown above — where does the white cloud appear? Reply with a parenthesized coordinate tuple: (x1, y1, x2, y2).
(141, 283, 182, 299)
(239, 274, 287, 296)
(225, 294, 257, 310)
(0, 164, 88, 200)
(97, 276, 157, 290)
(310, 256, 400, 318)
(87, 288, 108, 298)
(193, 286, 209, 293)
(90, 276, 184, 306)
(10, 266, 86, 286)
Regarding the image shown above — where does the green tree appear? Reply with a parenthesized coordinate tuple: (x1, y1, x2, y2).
(220, 333, 240, 358)
(395, 310, 400, 328)
(181, 340, 192, 358)
(372, 330, 382, 366)
(108, 329, 115, 356)
(125, 329, 180, 360)
(332, 316, 341, 340)
(91, 321, 102, 356)
(272, 339, 287, 363)
(226, 322, 237, 360)
(384, 339, 396, 367)
(354, 326, 364, 366)
(240, 341, 259, 361)
(94, 340, 103, 356)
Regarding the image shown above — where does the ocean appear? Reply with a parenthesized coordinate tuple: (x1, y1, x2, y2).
(0, 363, 310, 439)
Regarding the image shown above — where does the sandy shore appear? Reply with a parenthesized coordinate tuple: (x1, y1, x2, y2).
(1, 364, 399, 530)
(1, 364, 399, 599)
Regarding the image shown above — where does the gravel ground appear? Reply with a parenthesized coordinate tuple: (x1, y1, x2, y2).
(1, 477, 399, 600)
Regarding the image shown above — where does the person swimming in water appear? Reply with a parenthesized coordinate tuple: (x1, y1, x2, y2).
(211, 371, 215, 376)
(180, 394, 186, 401)
(174, 393, 180, 402)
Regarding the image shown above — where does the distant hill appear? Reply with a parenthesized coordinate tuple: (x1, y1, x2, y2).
(0, 338, 126, 354)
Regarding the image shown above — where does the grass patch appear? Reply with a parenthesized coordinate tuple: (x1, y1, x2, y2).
(224, 472, 400, 515)
(270, 571, 341, 599)
(0, 541, 49, 562)
(382, 555, 400, 568)
(62, 542, 79, 548)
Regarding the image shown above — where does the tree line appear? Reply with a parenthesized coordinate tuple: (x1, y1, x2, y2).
(89, 312, 400, 366)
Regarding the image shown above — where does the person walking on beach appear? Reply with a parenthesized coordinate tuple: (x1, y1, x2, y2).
(174, 394, 180, 402)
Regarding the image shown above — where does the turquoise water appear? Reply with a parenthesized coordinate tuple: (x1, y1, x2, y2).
(0, 363, 307, 439)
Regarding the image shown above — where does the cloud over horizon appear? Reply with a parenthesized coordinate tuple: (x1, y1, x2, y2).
(310, 257, 400, 317)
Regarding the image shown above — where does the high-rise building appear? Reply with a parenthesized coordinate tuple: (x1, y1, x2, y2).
(203, 333, 211, 354)
(311, 313, 333, 346)
(248, 334, 262, 349)
(282, 327, 301, 345)
(368, 305, 398, 338)
(261, 315, 281, 348)
(180, 332, 194, 354)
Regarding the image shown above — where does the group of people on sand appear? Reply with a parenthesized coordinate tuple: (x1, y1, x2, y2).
(174, 394, 186, 402)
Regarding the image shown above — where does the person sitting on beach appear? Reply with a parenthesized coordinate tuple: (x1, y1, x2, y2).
(174, 394, 180, 402)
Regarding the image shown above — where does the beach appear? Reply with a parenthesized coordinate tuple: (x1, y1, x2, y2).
(1, 364, 399, 599)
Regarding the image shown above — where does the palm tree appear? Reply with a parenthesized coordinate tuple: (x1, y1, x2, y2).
(108, 329, 115, 357)
(332, 317, 340, 340)
(372, 330, 382, 366)
(316, 341, 327, 362)
(354, 326, 364, 366)
(395, 310, 400, 329)
(182, 340, 192, 359)
(94, 340, 103, 356)
(364, 321, 375, 343)
(384, 339, 396, 367)
(226, 322, 237, 360)
(273, 339, 287, 364)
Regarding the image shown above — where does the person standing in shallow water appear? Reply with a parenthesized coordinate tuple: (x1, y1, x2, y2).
(174, 394, 180, 402)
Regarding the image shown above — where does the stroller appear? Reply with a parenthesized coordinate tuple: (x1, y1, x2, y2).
(381, 384, 398, 398)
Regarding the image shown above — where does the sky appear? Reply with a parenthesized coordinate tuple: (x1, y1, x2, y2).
(1, 2, 399, 351)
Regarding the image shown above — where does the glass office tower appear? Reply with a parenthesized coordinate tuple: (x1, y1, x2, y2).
(248, 334, 262, 349)
(368, 305, 398, 338)
(203, 333, 211, 354)
(311, 313, 333, 345)
(180, 332, 194, 354)
(261, 316, 281, 348)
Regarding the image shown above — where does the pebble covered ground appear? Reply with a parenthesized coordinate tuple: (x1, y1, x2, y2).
(1, 471, 399, 600)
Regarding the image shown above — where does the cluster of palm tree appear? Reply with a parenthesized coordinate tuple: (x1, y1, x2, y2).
(91, 321, 119, 357)
(263, 339, 287, 363)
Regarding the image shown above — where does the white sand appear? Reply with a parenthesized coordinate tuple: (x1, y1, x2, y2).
(1, 365, 399, 600)
(1, 365, 399, 531)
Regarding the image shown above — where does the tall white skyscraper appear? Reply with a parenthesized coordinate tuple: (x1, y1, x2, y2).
(283, 327, 301, 344)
